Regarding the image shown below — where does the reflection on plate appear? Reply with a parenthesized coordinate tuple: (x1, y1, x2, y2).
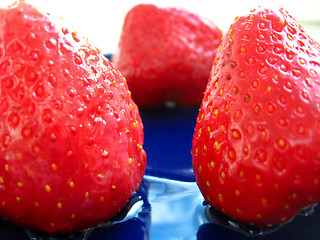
(0, 56, 319, 240)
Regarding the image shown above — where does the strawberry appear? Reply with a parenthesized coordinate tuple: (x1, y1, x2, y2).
(0, 1, 146, 233)
(112, 4, 223, 108)
(192, 6, 320, 227)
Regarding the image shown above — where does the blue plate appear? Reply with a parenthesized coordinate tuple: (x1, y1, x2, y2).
(1, 54, 319, 239)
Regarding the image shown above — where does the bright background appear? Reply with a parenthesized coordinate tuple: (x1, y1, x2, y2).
(1, 0, 320, 53)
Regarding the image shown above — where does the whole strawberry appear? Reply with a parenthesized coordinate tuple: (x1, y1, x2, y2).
(192, 6, 320, 227)
(0, 1, 146, 233)
(112, 4, 223, 108)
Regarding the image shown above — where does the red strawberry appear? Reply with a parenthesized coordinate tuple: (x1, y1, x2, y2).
(192, 6, 320, 227)
(112, 4, 223, 108)
(0, 1, 146, 233)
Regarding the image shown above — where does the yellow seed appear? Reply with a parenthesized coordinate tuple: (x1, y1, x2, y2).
(0, 176, 3, 184)
(85, 191, 89, 198)
(225, 103, 230, 111)
(111, 185, 116, 190)
(195, 147, 199, 154)
(214, 109, 219, 116)
(71, 214, 76, 219)
(218, 193, 223, 200)
(101, 150, 109, 157)
(299, 58, 306, 65)
(244, 147, 248, 154)
(240, 46, 247, 53)
(267, 86, 272, 92)
(203, 145, 207, 151)
(256, 174, 261, 181)
(34, 201, 39, 207)
(256, 213, 262, 218)
(129, 157, 133, 165)
(69, 181, 75, 188)
(100, 196, 104, 202)
(221, 171, 226, 179)
(57, 202, 62, 209)
(210, 161, 215, 168)
(198, 165, 202, 172)
(235, 190, 240, 196)
(228, 29, 233, 35)
(51, 163, 58, 171)
(206, 181, 210, 187)
(236, 208, 241, 213)
(261, 198, 267, 204)
(292, 193, 297, 199)
(5, 164, 9, 172)
(281, 216, 287, 222)
(239, 170, 245, 178)
(233, 130, 240, 139)
(199, 128, 202, 135)
(17, 182, 23, 188)
(277, 138, 286, 148)
(16, 152, 23, 160)
(214, 142, 221, 151)
(16, 196, 21, 202)
(284, 204, 290, 210)
(45, 184, 51, 192)
(229, 150, 235, 159)
(207, 126, 211, 132)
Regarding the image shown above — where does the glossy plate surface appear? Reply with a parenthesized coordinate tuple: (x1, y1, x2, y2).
(0, 106, 320, 240)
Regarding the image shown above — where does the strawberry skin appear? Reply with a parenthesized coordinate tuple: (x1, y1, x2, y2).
(112, 4, 223, 108)
(192, 7, 320, 227)
(0, 1, 146, 233)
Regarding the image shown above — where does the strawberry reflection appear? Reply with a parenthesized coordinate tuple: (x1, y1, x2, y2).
(198, 202, 320, 240)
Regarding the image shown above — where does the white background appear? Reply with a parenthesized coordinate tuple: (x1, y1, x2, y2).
(1, 0, 320, 53)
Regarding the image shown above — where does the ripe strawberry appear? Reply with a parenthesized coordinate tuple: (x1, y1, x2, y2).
(112, 4, 223, 108)
(0, 1, 146, 233)
(192, 6, 320, 227)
